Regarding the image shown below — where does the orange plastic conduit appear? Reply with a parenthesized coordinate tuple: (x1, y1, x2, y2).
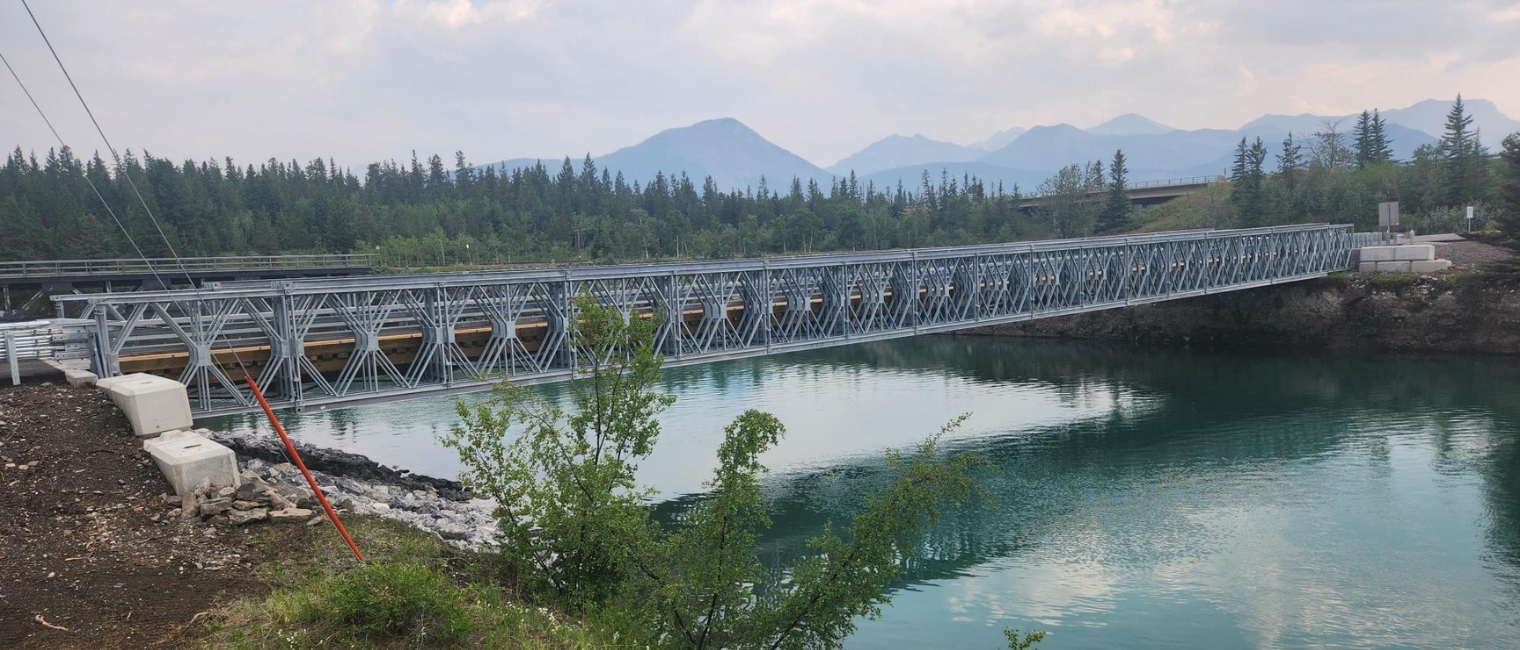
(245, 377, 366, 562)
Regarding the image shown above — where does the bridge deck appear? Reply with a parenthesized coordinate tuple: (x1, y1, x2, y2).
(57, 225, 1355, 417)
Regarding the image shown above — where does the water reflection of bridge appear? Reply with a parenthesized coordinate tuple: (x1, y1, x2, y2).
(651, 338, 1520, 593)
(62, 225, 1354, 416)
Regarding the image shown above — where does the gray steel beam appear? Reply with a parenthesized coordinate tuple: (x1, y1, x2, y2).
(67, 225, 1357, 417)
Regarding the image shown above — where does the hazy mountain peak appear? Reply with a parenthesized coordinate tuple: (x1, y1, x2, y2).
(1085, 113, 1176, 136)
(589, 117, 827, 190)
(827, 133, 983, 176)
(968, 126, 1027, 151)
(1378, 98, 1520, 147)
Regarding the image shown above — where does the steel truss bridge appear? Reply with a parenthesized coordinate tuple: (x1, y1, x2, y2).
(54, 225, 1356, 417)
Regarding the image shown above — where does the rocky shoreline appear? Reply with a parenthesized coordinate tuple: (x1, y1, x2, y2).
(962, 270, 1520, 356)
(203, 428, 500, 549)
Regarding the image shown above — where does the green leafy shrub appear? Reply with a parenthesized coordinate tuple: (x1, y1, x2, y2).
(293, 561, 474, 644)
(443, 295, 1006, 649)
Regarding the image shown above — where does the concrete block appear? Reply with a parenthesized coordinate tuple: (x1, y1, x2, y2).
(1358, 262, 1378, 273)
(1410, 259, 1453, 273)
(1393, 244, 1436, 261)
(103, 373, 193, 438)
(1359, 246, 1396, 262)
(144, 431, 239, 495)
(1375, 261, 1412, 272)
(94, 374, 134, 393)
(63, 368, 98, 387)
(142, 429, 197, 449)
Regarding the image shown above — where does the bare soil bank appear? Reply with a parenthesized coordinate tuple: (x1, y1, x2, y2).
(963, 271, 1520, 356)
(0, 383, 320, 649)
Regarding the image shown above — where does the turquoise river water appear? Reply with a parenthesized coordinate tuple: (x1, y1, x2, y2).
(209, 336, 1520, 649)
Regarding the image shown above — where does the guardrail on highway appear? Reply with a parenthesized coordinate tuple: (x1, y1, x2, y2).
(1127, 176, 1220, 190)
(0, 254, 373, 279)
(1020, 175, 1221, 201)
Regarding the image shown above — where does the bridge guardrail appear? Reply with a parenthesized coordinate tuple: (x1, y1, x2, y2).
(1127, 176, 1219, 190)
(0, 254, 373, 279)
(1350, 232, 1382, 249)
(1, 319, 94, 385)
(1019, 175, 1219, 201)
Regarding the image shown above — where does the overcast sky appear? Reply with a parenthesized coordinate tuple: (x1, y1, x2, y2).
(3, 0, 1518, 169)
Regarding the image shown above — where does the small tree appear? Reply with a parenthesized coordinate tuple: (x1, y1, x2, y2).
(1310, 119, 1353, 170)
(443, 295, 672, 606)
(1034, 164, 1098, 238)
(1097, 149, 1130, 235)
(443, 296, 1003, 649)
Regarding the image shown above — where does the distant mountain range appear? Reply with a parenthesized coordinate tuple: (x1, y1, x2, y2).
(825, 135, 982, 176)
(1084, 113, 1176, 137)
(485, 98, 1519, 193)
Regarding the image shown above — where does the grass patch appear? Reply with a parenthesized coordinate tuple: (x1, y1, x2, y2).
(286, 562, 474, 643)
(197, 517, 600, 649)
(1323, 271, 1358, 287)
(1367, 272, 1420, 289)
(1131, 183, 1235, 233)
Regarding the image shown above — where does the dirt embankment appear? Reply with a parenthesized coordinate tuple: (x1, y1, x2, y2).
(964, 272, 1520, 355)
(0, 383, 320, 649)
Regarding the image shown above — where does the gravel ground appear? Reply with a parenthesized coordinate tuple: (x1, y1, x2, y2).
(1432, 239, 1516, 270)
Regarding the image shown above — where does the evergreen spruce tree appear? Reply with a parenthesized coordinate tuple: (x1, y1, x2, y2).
(1097, 149, 1130, 235)
(1371, 110, 1394, 163)
(1354, 110, 1374, 168)
(1275, 133, 1305, 222)
(1277, 133, 1304, 177)
(1231, 137, 1249, 181)
(1499, 133, 1520, 238)
(1441, 94, 1478, 206)
(1230, 137, 1268, 227)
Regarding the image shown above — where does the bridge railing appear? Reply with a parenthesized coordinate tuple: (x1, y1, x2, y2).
(0, 254, 373, 279)
(1127, 176, 1220, 190)
(1350, 232, 1382, 249)
(0, 320, 94, 385)
(58, 225, 1356, 416)
(1019, 175, 1219, 201)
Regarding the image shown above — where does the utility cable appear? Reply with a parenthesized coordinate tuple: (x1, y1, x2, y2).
(21, 0, 200, 280)
(19, 0, 258, 387)
(15, 5, 366, 559)
(1, 49, 167, 293)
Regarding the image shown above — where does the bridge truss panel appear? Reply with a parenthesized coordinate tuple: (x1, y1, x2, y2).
(60, 225, 1355, 416)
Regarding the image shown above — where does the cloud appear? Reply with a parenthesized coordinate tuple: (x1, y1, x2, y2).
(0, 0, 1516, 170)
(397, 0, 543, 30)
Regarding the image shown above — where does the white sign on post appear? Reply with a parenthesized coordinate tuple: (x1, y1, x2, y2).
(1378, 202, 1400, 228)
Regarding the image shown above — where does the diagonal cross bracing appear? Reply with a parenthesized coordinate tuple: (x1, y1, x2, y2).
(59, 225, 1356, 417)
